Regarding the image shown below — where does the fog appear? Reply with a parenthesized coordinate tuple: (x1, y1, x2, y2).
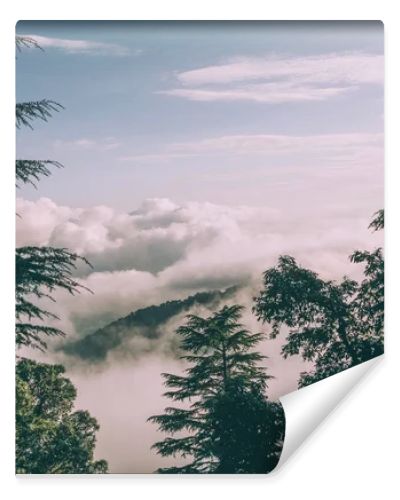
(16, 195, 383, 472)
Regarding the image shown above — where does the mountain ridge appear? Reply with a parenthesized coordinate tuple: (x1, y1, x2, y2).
(62, 286, 239, 362)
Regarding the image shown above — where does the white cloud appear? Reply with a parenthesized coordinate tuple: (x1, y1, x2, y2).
(16, 196, 383, 342)
(160, 83, 353, 103)
(16, 197, 73, 247)
(169, 132, 383, 155)
(21, 34, 132, 57)
(54, 137, 121, 151)
(121, 132, 383, 168)
(160, 52, 383, 103)
(175, 53, 383, 86)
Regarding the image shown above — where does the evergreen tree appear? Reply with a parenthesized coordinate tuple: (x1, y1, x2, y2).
(16, 246, 91, 351)
(16, 35, 41, 52)
(16, 358, 107, 473)
(15, 41, 85, 351)
(149, 305, 285, 473)
(253, 211, 384, 388)
(15, 37, 108, 473)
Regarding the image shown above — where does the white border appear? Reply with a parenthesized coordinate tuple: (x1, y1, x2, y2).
(1, 2, 398, 498)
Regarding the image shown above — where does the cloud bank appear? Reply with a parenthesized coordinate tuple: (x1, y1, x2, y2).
(16, 196, 383, 343)
(17, 195, 383, 472)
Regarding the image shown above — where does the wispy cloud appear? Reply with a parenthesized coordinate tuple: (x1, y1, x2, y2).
(160, 84, 353, 103)
(21, 34, 133, 57)
(54, 137, 121, 151)
(121, 132, 383, 167)
(159, 52, 383, 103)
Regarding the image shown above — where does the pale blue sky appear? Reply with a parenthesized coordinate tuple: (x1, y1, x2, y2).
(16, 21, 383, 211)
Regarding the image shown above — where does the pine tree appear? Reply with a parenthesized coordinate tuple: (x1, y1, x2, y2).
(15, 36, 108, 473)
(148, 305, 285, 473)
(253, 211, 384, 388)
(16, 246, 91, 351)
(15, 44, 86, 350)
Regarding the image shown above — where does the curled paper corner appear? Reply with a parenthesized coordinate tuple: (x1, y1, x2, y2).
(275, 355, 383, 470)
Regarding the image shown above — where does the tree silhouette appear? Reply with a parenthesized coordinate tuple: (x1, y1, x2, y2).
(149, 305, 285, 473)
(15, 53, 88, 351)
(15, 36, 108, 473)
(253, 211, 384, 387)
(16, 246, 91, 351)
(16, 35, 41, 52)
(16, 358, 107, 473)
(16, 99, 63, 129)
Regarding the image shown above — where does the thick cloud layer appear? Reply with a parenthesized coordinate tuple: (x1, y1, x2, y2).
(16, 195, 382, 340)
(16, 196, 383, 472)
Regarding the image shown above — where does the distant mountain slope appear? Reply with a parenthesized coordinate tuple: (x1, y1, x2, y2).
(62, 287, 238, 362)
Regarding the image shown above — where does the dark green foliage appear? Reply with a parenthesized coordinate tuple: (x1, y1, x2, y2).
(16, 246, 91, 351)
(149, 305, 285, 473)
(369, 209, 384, 231)
(16, 100, 63, 129)
(16, 35, 42, 52)
(349, 211, 384, 362)
(209, 383, 285, 474)
(16, 160, 63, 188)
(63, 286, 238, 361)
(16, 358, 108, 474)
(15, 39, 107, 474)
(15, 45, 83, 352)
(15, 39, 63, 188)
(253, 211, 384, 387)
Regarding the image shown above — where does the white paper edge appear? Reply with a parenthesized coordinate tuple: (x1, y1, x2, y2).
(276, 355, 383, 469)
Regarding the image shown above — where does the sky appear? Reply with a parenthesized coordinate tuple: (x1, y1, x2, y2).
(16, 21, 384, 473)
(16, 21, 383, 211)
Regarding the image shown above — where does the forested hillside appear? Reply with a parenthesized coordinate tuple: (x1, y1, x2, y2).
(63, 287, 238, 361)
